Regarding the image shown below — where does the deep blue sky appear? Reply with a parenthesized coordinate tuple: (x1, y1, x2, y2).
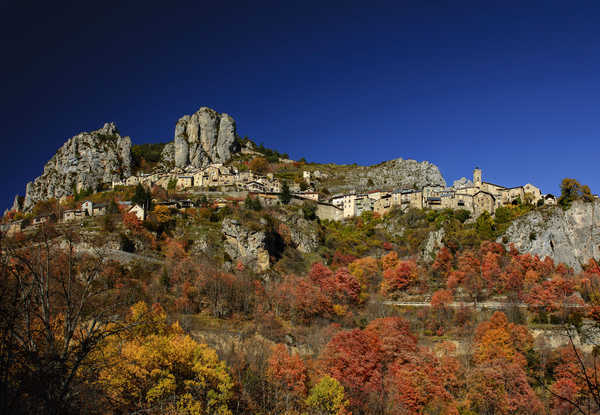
(2, 1, 599, 210)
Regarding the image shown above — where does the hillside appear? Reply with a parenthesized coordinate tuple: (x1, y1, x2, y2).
(2, 109, 600, 415)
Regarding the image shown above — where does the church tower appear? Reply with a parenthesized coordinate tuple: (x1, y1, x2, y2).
(473, 167, 482, 188)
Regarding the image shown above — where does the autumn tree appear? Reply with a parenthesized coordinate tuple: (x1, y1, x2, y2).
(267, 344, 307, 413)
(430, 289, 454, 334)
(309, 263, 361, 305)
(270, 274, 331, 324)
(467, 359, 542, 415)
(320, 329, 383, 412)
(348, 256, 380, 287)
(0, 227, 128, 415)
(249, 156, 269, 174)
(558, 178, 594, 208)
(432, 247, 454, 280)
(474, 311, 533, 368)
(98, 302, 233, 415)
(386, 348, 460, 415)
(306, 376, 349, 415)
(541, 276, 600, 415)
(364, 317, 418, 365)
(381, 260, 418, 295)
(447, 249, 485, 305)
(381, 250, 399, 271)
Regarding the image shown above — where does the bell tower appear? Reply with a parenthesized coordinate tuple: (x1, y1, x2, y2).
(473, 167, 482, 188)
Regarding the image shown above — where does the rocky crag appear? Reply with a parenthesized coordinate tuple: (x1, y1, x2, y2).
(173, 107, 239, 169)
(501, 200, 600, 272)
(13, 106, 447, 212)
(323, 158, 446, 194)
(21, 123, 132, 210)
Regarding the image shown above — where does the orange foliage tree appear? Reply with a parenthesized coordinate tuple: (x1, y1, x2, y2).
(319, 329, 384, 412)
(474, 311, 533, 367)
(267, 344, 307, 412)
(381, 260, 419, 295)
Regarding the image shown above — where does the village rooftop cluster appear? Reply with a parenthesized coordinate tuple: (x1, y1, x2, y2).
(1, 165, 556, 235)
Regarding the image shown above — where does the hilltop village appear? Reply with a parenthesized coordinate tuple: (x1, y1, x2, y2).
(2, 162, 553, 236)
(328, 167, 550, 220)
(114, 164, 550, 222)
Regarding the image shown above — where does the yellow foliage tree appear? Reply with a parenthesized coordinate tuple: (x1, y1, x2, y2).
(381, 251, 399, 271)
(348, 256, 380, 285)
(98, 302, 233, 414)
(306, 375, 350, 415)
(153, 204, 172, 224)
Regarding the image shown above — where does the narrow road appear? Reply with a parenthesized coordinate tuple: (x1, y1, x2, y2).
(384, 301, 584, 309)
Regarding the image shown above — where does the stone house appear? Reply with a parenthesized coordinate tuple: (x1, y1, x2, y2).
(1, 220, 23, 236)
(126, 176, 140, 186)
(177, 199, 195, 209)
(374, 194, 392, 215)
(355, 195, 374, 217)
(473, 191, 496, 216)
(32, 214, 53, 227)
(523, 183, 542, 203)
(330, 194, 357, 219)
(453, 193, 474, 211)
(92, 203, 107, 216)
(294, 191, 319, 201)
(315, 202, 343, 221)
(255, 193, 279, 207)
(367, 190, 385, 201)
(177, 175, 194, 189)
(63, 209, 86, 221)
(392, 190, 423, 211)
(247, 181, 266, 193)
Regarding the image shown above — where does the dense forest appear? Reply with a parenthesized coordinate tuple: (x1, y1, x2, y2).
(1, 177, 599, 415)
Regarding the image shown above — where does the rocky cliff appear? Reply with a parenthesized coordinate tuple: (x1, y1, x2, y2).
(501, 200, 600, 272)
(323, 158, 446, 194)
(22, 123, 132, 210)
(174, 107, 239, 169)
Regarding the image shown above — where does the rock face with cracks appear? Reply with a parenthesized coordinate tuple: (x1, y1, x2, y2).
(221, 218, 271, 272)
(501, 200, 600, 272)
(323, 158, 446, 194)
(22, 123, 132, 210)
(174, 107, 239, 169)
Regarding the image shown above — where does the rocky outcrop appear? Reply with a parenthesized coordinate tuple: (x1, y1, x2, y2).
(324, 158, 445, 194)
(500, 200, 600, 272)
(274, 212, 320, 253)
(174, 107, 239, 169)
(158, 142, 175, 170)
(222, 218, 270, 272)
(11, 195, 23, 212)
(422, 228, 445, 262)
(22, 123, 131, 210)
(452, 177, 473, 189)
